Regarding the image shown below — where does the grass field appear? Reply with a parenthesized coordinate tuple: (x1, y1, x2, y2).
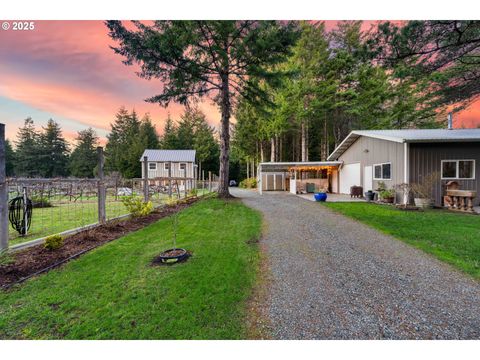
(0, 197, 262, 339)
(323, 202, 480, 279)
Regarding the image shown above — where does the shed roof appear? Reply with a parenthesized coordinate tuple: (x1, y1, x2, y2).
(328, 129, 480, 160)
(140, 149, 196, 162)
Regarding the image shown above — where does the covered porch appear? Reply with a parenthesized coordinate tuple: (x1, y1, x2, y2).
(258, 161, 342, 195)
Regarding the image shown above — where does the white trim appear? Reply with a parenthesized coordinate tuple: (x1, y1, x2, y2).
(148, 162, 157, 170)
(441, 159, 476, 180)
(403, 142, 409, 204)
(373, 162, 392, 181)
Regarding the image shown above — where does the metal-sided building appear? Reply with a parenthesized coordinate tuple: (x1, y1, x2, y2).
(258, 128, 480, 207)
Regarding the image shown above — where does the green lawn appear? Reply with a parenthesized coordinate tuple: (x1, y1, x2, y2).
(0, 197, 262, 339)
(323, 202, 480, 278)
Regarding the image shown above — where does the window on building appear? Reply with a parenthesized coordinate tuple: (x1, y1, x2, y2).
(180, 163, 186, 171)
(148, 162, 157, 170)
(373, 162, 392, 180)
(441, 160, 475, 179)
(164, 163, 170, 170)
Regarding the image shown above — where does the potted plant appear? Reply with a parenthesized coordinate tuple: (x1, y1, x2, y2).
(410, 173, 439, 209)
(379, 188, 396, 203)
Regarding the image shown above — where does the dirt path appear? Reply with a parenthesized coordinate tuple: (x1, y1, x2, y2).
(232, 188, 480, 339)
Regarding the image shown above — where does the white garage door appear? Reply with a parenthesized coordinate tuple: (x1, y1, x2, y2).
(340, 163, 361, 194)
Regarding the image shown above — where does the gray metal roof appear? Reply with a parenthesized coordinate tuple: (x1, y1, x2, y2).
(140, 149, 196, 162)
(328, 129, 480, 160)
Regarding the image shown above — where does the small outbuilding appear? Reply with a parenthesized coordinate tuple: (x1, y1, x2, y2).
(140, 149, 196, 191)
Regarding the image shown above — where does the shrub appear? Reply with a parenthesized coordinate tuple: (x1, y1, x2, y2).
(31, 196, 52, 208)
(121, 196, 154, 217)
(239, 177, 257, 189)
(188, 188, 198, 197)
(379, 188, 396, 199)
(44, 235, 64, 251)
(410, 172, 440, 199)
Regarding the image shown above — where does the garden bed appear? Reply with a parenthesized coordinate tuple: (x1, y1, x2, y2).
(0, 196, 200, 288)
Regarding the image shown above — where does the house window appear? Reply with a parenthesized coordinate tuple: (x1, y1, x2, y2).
(373, 162, 392, 180)
(148, 162, 157, 170)
(441, 160, 475, 179)
(180, 163, 186, 171)
(164, 163, 170, 170)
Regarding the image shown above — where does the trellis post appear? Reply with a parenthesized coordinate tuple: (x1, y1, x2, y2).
(97, 147, 106, 224)
(143, 156, 149, 202)
(0, 124, 9, 251)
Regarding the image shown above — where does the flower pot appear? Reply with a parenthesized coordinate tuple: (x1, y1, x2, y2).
(314, 192, 327, 202)
(365, 191, 374, 202)
(414, 198, 433, 208)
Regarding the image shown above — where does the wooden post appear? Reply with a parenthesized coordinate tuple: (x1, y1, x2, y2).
(143, 156, 149, 202)
(208, 171, 212, 192)
(97, 147, 106, 224)
(0, 124, 8, 251)
(168, 161, 172, 198)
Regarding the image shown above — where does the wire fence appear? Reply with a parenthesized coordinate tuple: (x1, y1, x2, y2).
(4, 176, 218, 249)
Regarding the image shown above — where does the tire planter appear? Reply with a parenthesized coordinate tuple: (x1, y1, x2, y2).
(314, 192, 328, 202)
(157, 248, 189, 264)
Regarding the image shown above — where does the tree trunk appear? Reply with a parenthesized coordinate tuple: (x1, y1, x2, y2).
(301, 121, 307, 162)
(270, 137, 275, 162)
(260, 142, 264, 163)
(218, 74, 231, 198)
(246, 159, 250, 179)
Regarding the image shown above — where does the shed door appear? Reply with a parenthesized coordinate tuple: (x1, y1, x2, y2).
(364, 166, 373, 192)
(340, 163, 361, 194)
(274, 174, 283, 190)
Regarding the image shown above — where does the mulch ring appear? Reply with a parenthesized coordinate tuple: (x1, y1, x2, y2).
(0, 196, 201, 289)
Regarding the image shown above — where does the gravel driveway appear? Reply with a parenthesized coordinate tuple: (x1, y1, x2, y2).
(231, 188, 480, 339)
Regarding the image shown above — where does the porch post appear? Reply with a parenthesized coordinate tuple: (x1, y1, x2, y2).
(403, 142, 409, 205)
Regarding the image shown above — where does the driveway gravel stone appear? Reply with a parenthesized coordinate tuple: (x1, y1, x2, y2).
(231, 188, 480, 339)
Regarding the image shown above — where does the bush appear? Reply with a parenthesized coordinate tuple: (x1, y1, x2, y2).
(239, 177, 257, 189)
(188, 188, 198, 197)
(121, 196, 154, 217)
(379, 189, 396, 199)
(31, 196, 52, 208)
(44, 235, 64, 251)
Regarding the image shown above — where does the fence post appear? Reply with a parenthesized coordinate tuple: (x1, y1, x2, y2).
(208, 171, 212, 192)
(0, 124, 8, 251)
(143, 156, 149, 202)
(97, 147, 106, 224)
(168, 161, 172, 198)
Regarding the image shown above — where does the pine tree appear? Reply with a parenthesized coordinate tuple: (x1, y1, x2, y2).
(38, 119, 70, 177)
(69, 128, 99, 178)
(5, 139, 16, 177)
(14, 118, 41, 177)
(160, 114, 179, 149)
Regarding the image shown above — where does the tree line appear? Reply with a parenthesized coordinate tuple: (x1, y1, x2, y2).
(5, 105, 219, 179)
(231, 20, 480, 180)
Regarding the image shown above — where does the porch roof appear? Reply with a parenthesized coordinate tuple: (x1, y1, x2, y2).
(259, 161, 342, 173)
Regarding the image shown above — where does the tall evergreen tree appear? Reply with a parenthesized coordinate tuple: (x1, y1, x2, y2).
(38, 119, 70, 177)
(14, 118, 41, 177)
(160, 114, 179, 149)
(106, 20, 298, 197)
(5, 139, 16, 177)
(69, 128, 99, 178)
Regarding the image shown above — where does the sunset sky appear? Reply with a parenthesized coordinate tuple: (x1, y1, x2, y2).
(1, 20, 479, 145)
